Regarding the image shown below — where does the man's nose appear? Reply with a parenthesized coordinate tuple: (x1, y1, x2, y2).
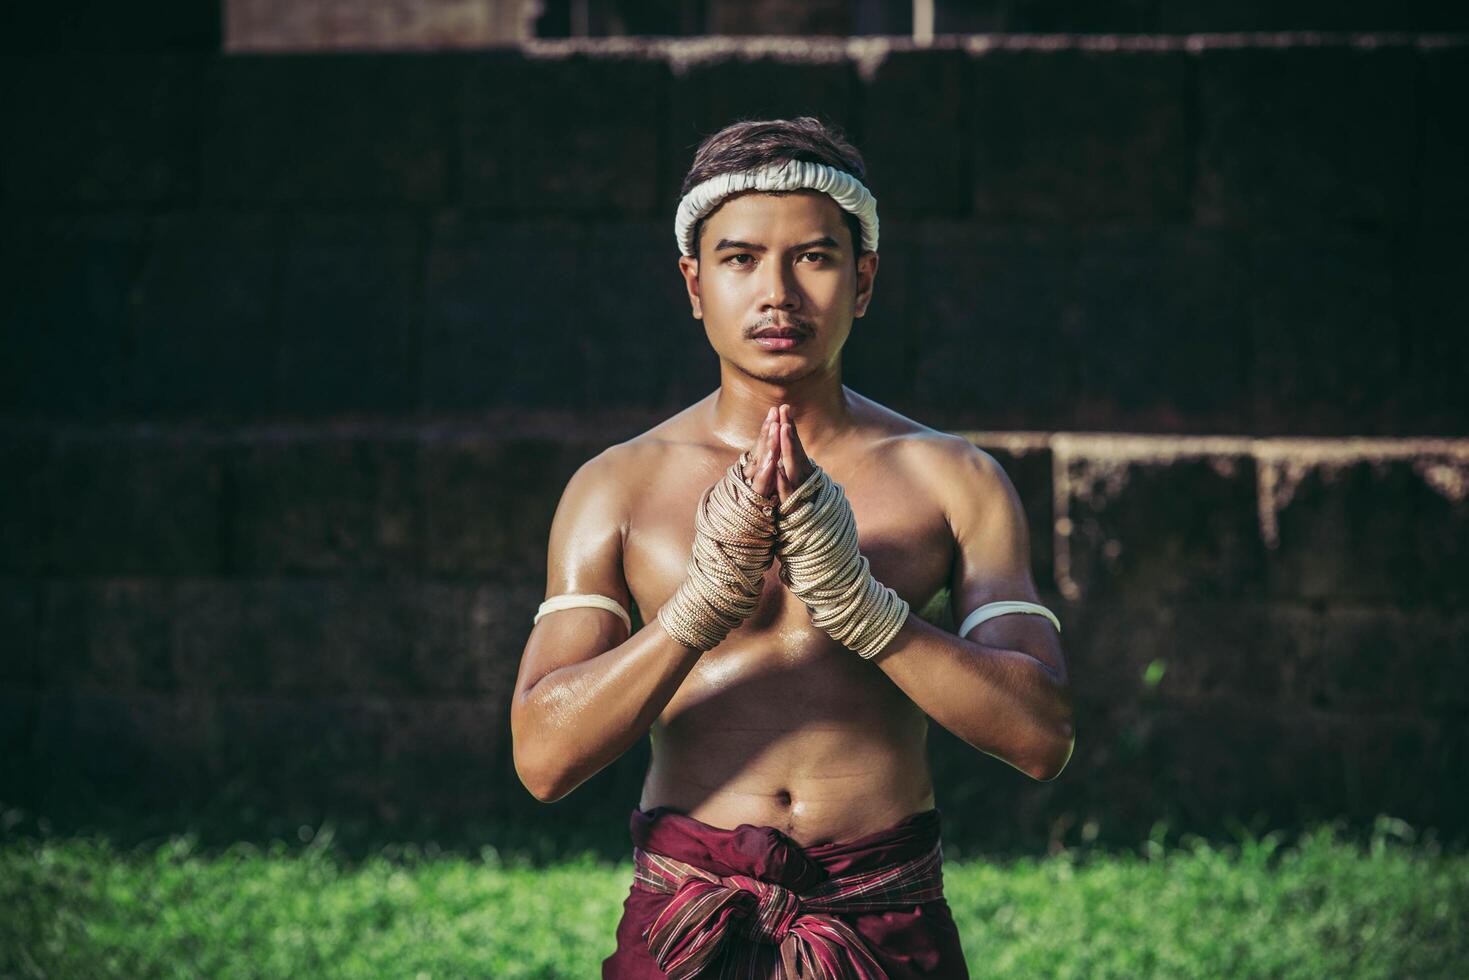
(759, 258, 800, 310)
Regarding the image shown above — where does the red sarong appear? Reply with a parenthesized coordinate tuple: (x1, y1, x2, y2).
(603, 805, 970, 979)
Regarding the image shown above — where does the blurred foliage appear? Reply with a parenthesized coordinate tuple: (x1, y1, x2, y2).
(1, 811, 1464, 978)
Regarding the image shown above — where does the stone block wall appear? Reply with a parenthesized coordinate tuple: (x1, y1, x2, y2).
(2, 422, 1464, 849)
(2, 35, 1465, 434)
(3, 35, 1466, 850)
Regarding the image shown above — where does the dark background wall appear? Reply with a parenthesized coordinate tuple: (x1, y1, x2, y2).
(2, 20, 1467, 855)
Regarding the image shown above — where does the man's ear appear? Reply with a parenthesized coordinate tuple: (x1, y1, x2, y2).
(853, 251, 879, 318)
(677, 254, 702, 319)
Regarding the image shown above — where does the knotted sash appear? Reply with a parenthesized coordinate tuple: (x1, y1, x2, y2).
(633, 834, 946, 978)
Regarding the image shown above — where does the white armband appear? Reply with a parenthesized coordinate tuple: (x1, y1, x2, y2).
(533, 593, 632, 633)
(959, 600, 1061, 640)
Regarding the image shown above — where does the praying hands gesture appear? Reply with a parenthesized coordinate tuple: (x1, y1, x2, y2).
(739, 405, 911, 660)
(739, 404, 814, 504)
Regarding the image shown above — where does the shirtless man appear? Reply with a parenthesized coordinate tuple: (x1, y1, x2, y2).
(511, 117, 1074, 978)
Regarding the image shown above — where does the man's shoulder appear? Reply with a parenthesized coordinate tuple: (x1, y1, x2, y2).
(851, 392, 993, 470)
(579, 398, 715, 485)
(848, 396, 1009, 523)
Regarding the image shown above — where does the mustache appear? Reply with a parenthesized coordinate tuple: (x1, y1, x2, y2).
(747, 316, 812, 336)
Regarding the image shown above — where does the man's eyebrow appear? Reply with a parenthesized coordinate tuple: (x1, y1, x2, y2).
(713, 238, 769, 251)
(713, 236, 843, 252)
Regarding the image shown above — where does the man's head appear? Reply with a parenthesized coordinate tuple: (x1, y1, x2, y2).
(675, 117, 879, 385)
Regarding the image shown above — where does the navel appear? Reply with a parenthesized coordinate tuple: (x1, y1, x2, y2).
(773, 788, 792, 807)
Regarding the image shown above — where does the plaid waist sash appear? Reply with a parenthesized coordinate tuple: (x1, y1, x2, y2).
(632, 837, 947, 979)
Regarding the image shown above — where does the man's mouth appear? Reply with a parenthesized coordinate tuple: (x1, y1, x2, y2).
(751, 325, 810, 350)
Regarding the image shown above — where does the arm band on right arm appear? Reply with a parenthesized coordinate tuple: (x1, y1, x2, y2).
(533, 593, 633, 633)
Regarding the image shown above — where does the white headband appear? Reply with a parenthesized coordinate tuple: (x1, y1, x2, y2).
(674, 159, 879, 258)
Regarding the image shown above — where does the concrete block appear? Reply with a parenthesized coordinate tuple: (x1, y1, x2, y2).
(0, 579, 41, 688)
(1066, 227, 1251, 432)
(580, 221, 702, 409)
(1058, 599, 1323, 705)
(30, 691, 203, 810)
(1161, 600, 1325, 703)
(1055, 435, 1264, 601)
(968, 46, 1190, 222)
(1319, 604, 1464, 711)
(126, 213, 280, 417)
(907, 223, 1072, 428)
(40, 580, 177, 693)
(1411, 455, 1469, 608)
(1248, 232, 1407, 436)
(377, 696, 506, 803)
(45, 434, 222, 575)
(0, 430, 50, 573)
(421, 437, 599, 576)
(1419, 43, 1469, 227)
(1138, 701, 1461, 830)
(205, 695, 388, 808)
(276, 214, 425, 415)
(862, 48, 966, 216)
(842, 223, 918, 412)
(1403, 233, 1469, 436)
(174, 579, 532, 698)
(1158, 1, 1469, 31)
(461, 51, 666, 214)
(0, 690, 37, 802)
(170, 579, 412, 696)
(203, 54, 453, 205)
(0, 55, 202, 205)
(1009, 0, 1156, 31)
(0, 214, 146, 418)
(1195, 45, 1417, 230)
(229, 437, 420, 574)
(422, 218, 590, 411)
(0, 3, 220, 53)
(1259, 449, 1422, 602)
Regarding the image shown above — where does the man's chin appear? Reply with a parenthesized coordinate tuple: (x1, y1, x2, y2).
(738, 358, 821, 386)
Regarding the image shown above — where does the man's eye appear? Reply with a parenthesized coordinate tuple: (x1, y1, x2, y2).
(800, 252, 829, 263)
(726, 254, 753, 266)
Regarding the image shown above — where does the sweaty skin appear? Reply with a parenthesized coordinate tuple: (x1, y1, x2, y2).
(511, 189, 1073, 848)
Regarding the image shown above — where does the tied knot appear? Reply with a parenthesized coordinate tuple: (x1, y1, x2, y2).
(727, 876, 802, 945)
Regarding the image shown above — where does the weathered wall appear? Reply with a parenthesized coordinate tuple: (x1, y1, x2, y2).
(2, 35, 1466, 851)
(2, 35, 1465, 435)
(2, 422, 1465, 849)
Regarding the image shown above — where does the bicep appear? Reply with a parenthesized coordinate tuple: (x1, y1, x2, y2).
(945, 444, 1066, 677)
(513, 451, 633, 698)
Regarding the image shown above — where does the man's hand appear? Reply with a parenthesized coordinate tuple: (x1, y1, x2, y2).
(772, 404, 814, 505)
(768, 404, 910, 659)
(741, 406, 783, 499)
(657, 410, 782, 651)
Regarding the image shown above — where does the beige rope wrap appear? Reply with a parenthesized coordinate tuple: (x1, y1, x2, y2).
(656, 453, 778, 651)
(774, 463, 910, 660)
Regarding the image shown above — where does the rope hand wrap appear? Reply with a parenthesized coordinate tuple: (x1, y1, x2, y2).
(657, 453, 777, 651)
(774, 463, 910, 660)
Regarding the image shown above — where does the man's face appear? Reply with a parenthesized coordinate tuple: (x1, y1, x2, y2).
(677, 189, 878, 385)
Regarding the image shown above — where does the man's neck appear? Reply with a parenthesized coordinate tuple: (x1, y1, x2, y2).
(709, 363, 854, 457)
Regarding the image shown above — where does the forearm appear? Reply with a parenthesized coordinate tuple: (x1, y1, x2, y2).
(512, 619, 698, 802)
(876, 614, 1074, 780)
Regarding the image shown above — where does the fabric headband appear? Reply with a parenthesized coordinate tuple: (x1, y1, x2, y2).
(674, 159, 880, 258)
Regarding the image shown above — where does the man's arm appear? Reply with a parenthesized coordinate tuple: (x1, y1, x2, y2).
(873, 438, 1074, 780)
(509, 446, 698, 803)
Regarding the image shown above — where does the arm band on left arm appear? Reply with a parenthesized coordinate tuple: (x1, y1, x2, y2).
(958, 600, 1061, 640)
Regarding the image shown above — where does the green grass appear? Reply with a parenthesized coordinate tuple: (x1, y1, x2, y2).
(2, 816, 1464, 979)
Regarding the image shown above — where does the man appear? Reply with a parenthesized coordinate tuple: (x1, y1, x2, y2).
(511, 116, 1074, 978)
